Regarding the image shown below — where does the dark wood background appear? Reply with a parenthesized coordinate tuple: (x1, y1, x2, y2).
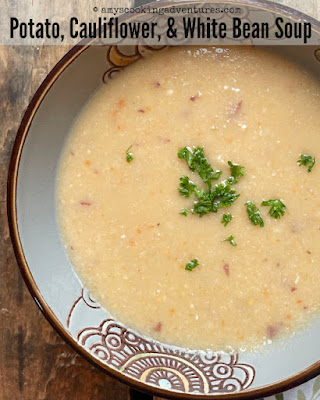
(0, 1, 319, 399)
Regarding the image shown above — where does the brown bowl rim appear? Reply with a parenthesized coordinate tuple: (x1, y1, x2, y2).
(7, 0, 320, 398)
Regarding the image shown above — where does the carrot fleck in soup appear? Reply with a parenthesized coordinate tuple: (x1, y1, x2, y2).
(57, 46, 320, 351)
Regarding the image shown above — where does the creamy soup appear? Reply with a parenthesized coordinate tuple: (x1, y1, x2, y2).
(57, 46, 320, 351)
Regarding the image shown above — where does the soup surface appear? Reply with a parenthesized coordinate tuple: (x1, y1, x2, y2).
(57, 46, 320, 351)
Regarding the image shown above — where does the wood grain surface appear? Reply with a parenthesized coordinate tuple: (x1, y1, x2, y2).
(0, 1, 319, 399)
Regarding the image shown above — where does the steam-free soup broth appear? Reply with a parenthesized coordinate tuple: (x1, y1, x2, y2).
(57, 46, 320, 351)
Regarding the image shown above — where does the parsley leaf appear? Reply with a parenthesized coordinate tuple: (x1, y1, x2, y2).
(192, 182, 240, 217)
(192, 194, 212, 217)
(245, 201, 264, 227)
(222, 235, 237, 246)
(178, 176, 196, 198)
(126, 145, 133, 162)
(178, 146, 221, 189)
(185, 258, 199, 271)
(261, 199, 286, 219)
(298, 154, 315, 172)
(227, 161, 245, 184)
(211, 182, 240, 210)
(221, 213, 233, 226)
(180, 209, 189, 216)
(177, 148, 241, 218)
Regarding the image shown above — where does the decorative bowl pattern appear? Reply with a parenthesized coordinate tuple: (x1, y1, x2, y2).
(67, 288, 255, 394)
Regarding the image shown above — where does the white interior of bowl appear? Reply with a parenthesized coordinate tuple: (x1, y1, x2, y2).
(15, 40, 320, 394)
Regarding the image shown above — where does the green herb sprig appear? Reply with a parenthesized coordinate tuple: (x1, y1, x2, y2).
(192, 182, 240, 217)
(261, 199, 286, 219)
(178, 146, 245, 218)
(227, 161, 245, 185)
(178, 176, 196, 198)
(222, 235, 237, 246)
(178, 146, 221, 189)
(185, 259, 199, 271)
(298, 154, 315, 172)
(221, 214, 233, 226)
(126, 145, 133, 162)
(245, 201, 264, 227)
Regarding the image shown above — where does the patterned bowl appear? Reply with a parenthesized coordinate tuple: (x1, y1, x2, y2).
(7, 0, 320, 399)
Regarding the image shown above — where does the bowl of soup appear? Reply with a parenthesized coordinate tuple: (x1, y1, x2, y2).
(7, 0, 320, 398)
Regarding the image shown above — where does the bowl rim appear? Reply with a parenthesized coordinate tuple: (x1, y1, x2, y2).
(7, 0, 320, 398)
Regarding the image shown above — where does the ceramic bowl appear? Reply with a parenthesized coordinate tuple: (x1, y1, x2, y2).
(7, 0, 320, 398)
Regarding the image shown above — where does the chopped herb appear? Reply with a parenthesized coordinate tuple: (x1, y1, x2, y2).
(222, 235, 237, 246)
(261, 199, 286, 219)
(180, 209, 189, 216)
(191, 193, 212, 217)
(227, 161, 245, 185)
(212, 182, 240, 209)
(192, 182, 240, 217)
(245, 201, 264, 227)
(298, 154, 315, 172)
(177, 148, 241, 218)
(126, 145, 133, 162)
(221, 213, 233, 226)
(177, 146, 221, 189)
(185, 258, 199, 271)
(178, 176, 196, 198)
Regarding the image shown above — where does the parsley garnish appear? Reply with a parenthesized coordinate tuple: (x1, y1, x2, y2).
(261, 199, 286, 219)
(191, 182, 240, 217)
(178, 176, 196, 198)
(185, 258, 199, 271)
(221, 213, 233, 226)
(178, 147, 242, 218)
(222, 235, 237, 246)
(178, 146, 221, 189)
(126, 145, 133, 162)
(298, 154, 315, 172)
(180, 209, 189, 216)
(245, 201, 264, 227)
(227, 161, 245, 184)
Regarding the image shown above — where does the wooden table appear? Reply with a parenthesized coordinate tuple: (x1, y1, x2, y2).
(0, 1, 319, 399)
